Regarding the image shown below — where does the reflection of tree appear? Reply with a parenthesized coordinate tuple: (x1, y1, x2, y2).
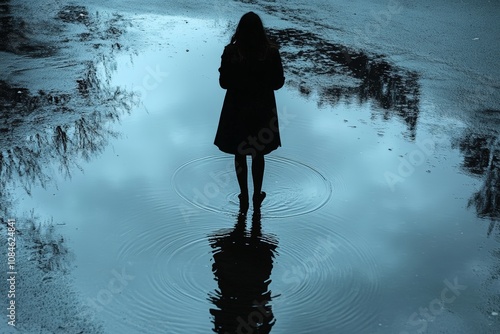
(0, 68, 132, 195)
(469, 166, 500, 236)
(208, 211, 278, 334)
(458, 134, 493, 176)
(0, 4, 132, 331)
(267, 28, 420, 139)
(458, 120, 500, 329)
(0, 2, 136, 196)
(455, 128, 500, 235)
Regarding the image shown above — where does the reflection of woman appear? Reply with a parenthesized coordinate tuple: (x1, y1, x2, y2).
(214, 12, 285, 208)
(208, 211, 278, 334)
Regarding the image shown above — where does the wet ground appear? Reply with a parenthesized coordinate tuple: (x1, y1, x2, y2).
(1, 0, 499, 333)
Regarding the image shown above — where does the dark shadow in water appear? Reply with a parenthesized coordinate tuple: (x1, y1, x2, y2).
(267, 28, 420, 140)
(454, 117, 500, 236)
(208, 210, 278, 334)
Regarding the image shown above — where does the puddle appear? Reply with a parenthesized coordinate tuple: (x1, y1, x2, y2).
(1, 0, 499, 333)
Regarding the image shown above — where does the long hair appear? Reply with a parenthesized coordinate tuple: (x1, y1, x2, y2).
(230, 12, 271, 60)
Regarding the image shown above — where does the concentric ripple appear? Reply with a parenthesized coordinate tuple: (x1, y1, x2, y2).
(172, 156, 333, 218)
(110, 198, 380, 333)
(271, 218, 381, 333)
(112, 207, 219, 333)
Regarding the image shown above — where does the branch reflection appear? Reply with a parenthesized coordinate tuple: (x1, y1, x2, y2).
(267, 28, 420, 140)
(0, 1, 136, 198)
(454, 120, 500, 235)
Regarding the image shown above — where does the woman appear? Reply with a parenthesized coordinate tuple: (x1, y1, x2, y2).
(214, 12, 285, 210)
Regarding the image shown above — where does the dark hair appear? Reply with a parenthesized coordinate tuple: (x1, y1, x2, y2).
(230, 12, 271, 59)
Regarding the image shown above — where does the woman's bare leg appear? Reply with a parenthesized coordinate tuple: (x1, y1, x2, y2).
(235, 154, 248, 198)
(252, 154, 265, 203)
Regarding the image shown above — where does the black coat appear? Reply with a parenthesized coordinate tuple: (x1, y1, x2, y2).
(214, 44, 285, 156)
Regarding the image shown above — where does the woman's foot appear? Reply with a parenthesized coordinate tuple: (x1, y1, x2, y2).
(252, 191, 266, 207)
(238, 193, 249, 213)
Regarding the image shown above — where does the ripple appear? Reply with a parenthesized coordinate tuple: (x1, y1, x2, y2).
(110, 202, 217, 333)
(172, 155, 333, 218)
(271, 220, 381, 333)
(110, 185, 377, 333)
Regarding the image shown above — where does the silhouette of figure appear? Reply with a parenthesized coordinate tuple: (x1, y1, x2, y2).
(214, 12, 285, 210)
(208, 210, 278, 334)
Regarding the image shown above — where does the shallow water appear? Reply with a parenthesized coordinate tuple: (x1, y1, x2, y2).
(1, 0, 500, 333)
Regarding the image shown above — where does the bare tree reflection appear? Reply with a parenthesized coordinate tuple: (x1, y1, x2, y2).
(0, 3, 135, 332)
(455, 112, 500, 325)
(1, 71, 133, 195)
(458, 133, 496, 176)
(208, 211, 278, 334)
(0, 2, 136, 197)
(455, 125, 500, 236)
(267, 28, 420, 140)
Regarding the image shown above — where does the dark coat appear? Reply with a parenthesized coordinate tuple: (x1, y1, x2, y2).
(214, 44, 285, 156)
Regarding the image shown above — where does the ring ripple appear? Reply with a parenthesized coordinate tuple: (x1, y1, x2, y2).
(172, 155, 333, 218)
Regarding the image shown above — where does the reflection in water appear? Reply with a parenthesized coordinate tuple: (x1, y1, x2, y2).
(455, 121, 500, 235)
(208, 210, 278, 333)
(0, 2, 136, 332)
(0, 0, 56, 57)
(458, 131, 497, 176)
(267, 28, 420, 140)
(456, 112, 500, 329)
(0, 0, 136, 196)
(0, 65, 133, 195)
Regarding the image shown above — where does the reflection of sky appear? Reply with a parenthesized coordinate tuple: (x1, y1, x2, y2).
(15, 84, 490, 332)
(9, 10, 499, 334)
(100, 17, 227, 176)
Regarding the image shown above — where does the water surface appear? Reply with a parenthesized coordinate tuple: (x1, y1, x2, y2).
(1, 0, 499, 333)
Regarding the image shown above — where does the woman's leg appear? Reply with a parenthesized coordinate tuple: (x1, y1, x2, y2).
(252, 154, 265, 198)
(235, 154, 248, 198)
